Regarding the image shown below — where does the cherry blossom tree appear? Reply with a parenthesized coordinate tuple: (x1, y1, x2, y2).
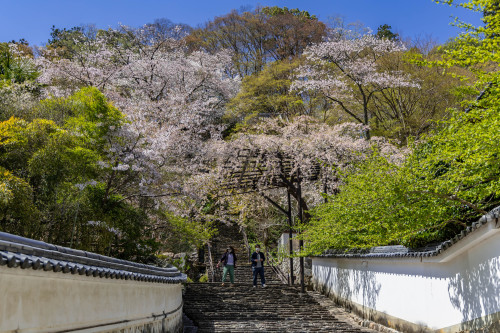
(292, 34, 419, 139)
(110, 29, 238, 174)
(208, 116, 403, 221)
(37, 35, 120, 95)
(0, 43, 41, 121)
(37, 24, 239, 172)
(34, 25, 242, 255)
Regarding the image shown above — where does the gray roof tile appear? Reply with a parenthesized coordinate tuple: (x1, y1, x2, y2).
(316, 206, 500, 260)
(0, 232, 186, 284)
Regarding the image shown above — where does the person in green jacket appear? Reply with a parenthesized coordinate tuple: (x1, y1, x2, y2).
(217, 246, 237, 286)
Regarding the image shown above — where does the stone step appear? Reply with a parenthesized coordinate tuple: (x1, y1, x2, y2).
(184, 222, 366, 332)
(183, 283, 375, 333)
(182, 313, 198, 333)
(201, 221, 289, 284)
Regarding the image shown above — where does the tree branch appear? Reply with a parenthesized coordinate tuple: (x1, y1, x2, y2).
(260, 193, 288, 216)
(325, 95, 364, 123)
(118, 192, 181, 203)
(409, 190, 487, 215)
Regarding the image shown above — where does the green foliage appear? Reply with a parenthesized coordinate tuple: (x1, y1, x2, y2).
(46, 25, 95, 60)
(304, 103, 500, 253)
(0, 42, 38, 83)
(160, 209, 217, 252)
(0, 167, 39, 237)
(224, 59, 333, 136)
(64, 87, 124, 148)
(376, 24, 399, 41)
(260, 6, 318, 20)
(304, 153, 403, 252)
(0, 88, 160, 260)
(0, 118, 64, 178)
(48, 25, 85, 48)
(225, 60, 304, 123)
(433, 0, 500, 106)
(406, 107, 500, 214)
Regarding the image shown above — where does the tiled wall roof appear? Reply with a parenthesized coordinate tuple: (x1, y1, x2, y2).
(0, 232, 186, 283)
(317, 206, 500, 259)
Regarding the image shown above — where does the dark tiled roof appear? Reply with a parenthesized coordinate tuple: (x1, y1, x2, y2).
(317, 206, 500, 259)
(0, 232, 186, 283)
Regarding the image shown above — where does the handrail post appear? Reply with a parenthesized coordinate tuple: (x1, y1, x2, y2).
(287, 190, 294, 285)
(297, 168, 305, 293)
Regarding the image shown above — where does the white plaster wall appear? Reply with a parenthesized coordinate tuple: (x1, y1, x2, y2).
(312, 230, 500, 331)
(0, 267, 183, 333)
(278, 232, 299, 252)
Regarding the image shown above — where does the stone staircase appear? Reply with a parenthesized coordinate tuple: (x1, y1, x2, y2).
(183, 283, 375, 332)
(205, 223, 283, 284)
(184, 223, 378, 332)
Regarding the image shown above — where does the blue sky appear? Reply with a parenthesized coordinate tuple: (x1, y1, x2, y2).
(0, 0, 483, 46)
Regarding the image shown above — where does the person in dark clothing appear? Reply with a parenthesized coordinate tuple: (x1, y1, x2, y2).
(251, 245, 266, 288)
(217, 246, 237, 286)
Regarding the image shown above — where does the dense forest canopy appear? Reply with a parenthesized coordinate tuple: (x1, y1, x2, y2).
(0, 1, 498, 264)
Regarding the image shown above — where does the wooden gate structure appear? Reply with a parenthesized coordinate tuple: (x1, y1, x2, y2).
(218, 148, 325, 292)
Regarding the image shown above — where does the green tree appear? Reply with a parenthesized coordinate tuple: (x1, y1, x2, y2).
(369, 46, 465, 143)
(225, 59, 335, 135)
(305, 104, 500, 252)
(226, 60, 306, 122)
(45, 25, 93, 60)
(0, 88, 160, 259)
(0, 167, 39, 237)
(434, 0, 500, 108)
(376, 24, 399, 41)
